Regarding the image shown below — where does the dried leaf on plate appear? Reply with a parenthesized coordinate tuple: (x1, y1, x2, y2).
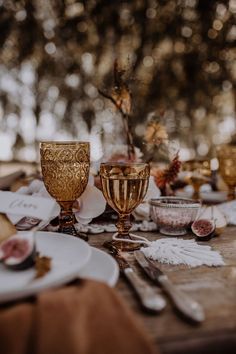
(34, 254, 52, 279)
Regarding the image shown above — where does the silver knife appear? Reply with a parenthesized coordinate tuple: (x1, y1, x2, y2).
(113, 251, 166, 312)
(134, 251, 205, 322)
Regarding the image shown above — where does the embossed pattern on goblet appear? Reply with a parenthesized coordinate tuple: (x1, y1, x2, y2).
(40, 141, 90, 238)
(217, 144, 236, 200)
(100, 163, 150, 251)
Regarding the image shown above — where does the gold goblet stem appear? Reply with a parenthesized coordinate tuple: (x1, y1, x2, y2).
(58, 201, 88, 241)
(193, 184, 200, 200)
(113, 213, 140, 251)
(59, 201, 75, 231)
(116, 214, 132, 239)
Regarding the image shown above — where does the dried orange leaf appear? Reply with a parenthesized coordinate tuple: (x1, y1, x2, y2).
(34, 254, 52, 279)
(154, 154, 182, 188)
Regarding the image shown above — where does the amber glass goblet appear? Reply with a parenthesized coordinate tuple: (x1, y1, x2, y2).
(217, 144, 236, 200)
(183, 159, 211, 200)
(40, 141, 90, 239)
(100, 162, 150, 251)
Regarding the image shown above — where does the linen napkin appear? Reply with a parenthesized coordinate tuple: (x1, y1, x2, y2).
(0, 280, 156, 354)
(7, 178, 106, 228)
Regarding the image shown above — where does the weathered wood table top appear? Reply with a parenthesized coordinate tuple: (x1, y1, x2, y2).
(89, 227, 236, 354)
(1, 166, 235, 353)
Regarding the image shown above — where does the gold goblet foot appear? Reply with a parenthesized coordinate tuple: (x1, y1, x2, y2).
(103, 239, 141, 253)
(113, 240, 141, 252)
(58, 222, 88, 241)
(104, 214, 141, 251)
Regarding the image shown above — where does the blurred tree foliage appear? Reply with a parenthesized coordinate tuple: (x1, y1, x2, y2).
(0, 0, 235, 161)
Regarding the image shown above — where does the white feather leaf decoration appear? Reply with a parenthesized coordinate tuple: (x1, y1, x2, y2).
(141, 238, 225, 267)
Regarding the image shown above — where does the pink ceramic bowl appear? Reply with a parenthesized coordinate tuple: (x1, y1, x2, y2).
(150, 197, 201, 236)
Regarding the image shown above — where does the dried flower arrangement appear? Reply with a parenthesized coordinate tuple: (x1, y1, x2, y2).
(99, 60, 182, 195)
(99, 60, 135, 161)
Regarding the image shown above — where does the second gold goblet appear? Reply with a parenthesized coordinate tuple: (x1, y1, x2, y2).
(183, 159, 211, 200)
(217, 144, 236, 200)
(100, 162, 150, 251)
(40, 141, 90, 239)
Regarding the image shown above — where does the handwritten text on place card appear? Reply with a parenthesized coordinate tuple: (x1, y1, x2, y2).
(0, 191, 58, 221)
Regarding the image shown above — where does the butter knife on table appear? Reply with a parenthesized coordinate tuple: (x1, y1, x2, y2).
(135, 251, 205, 323)
(111, 249, 166, 312)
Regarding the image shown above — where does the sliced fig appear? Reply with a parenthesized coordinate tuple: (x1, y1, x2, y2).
(199, 206, 227, 236)
(191, 219, 215, 241)
(0, 232, 36, 270)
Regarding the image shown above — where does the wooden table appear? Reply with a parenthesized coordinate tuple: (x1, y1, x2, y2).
(1, 166, 235, 353)
(89, 227, 236, 354)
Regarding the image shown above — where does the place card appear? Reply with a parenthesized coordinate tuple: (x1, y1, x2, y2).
(0, 191, 58, 221)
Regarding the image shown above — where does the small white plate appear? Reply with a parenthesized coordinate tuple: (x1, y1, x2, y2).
(79, 247, 119, 287)
(200, 191, 228, 203)
(0, 231, 91, 303)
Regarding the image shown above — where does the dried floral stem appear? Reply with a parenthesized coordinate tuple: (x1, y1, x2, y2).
(98, 89, 117, 109)
(123, 113, 135, 160)
(98, 89, 135, 160)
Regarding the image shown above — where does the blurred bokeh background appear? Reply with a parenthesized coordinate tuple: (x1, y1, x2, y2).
(0, 0, 235, 163)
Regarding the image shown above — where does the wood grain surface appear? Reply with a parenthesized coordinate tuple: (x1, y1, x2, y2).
(88, 227, 236, 354)
(1, 165, 235, 353)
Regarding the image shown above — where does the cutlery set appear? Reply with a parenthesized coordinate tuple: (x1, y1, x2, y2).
(109, 245, 205, 323)
(112, 248, 166, 312)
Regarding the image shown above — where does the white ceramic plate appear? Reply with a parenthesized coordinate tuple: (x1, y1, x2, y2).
(200, 191, 228, 203)
(0, 231, 91, 303)
(78, 247, 119, 287)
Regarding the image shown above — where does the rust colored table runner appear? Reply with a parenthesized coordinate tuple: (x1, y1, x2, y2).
(0, 280, 156, 354)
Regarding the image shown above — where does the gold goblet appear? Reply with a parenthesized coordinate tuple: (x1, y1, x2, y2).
(40, 141, 90, 239)
(100, 162, 150, 251)
(183, 159, 211, 200)
(217, 144, 236, 200)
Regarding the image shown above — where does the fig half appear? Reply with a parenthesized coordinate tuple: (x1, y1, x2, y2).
(191, 219, 215, 241)
(199, 206, 227, 236)
(0, 232, 36, 270)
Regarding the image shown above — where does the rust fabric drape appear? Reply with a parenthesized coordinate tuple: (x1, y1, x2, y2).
(0, 280, 158, 354)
